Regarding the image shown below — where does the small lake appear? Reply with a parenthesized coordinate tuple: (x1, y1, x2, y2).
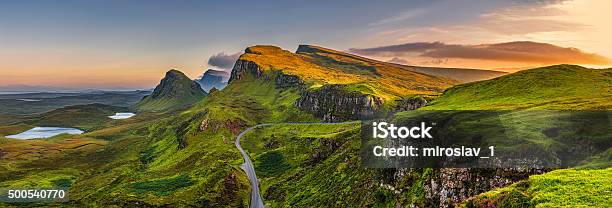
(16, 99, 41, 102)
(108, 112, 136, 119)
(5, 127, 84, 140)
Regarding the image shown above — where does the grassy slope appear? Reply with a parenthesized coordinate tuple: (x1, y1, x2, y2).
(136, 94, 203, 112)
(0, 71, 316, 207)
(423, 65, 612, 110)
(242, 123, 432, 207)
(298, 45, 508, 84)
(234, 59, 610, 206)
(186, 73, 318, 124)
(241, 45, 457, 102)
(30, 103, 128, 131)
(1, 110, 251, 207)
(406, 64, 612, 207)
(461, 168, 612, 208)
(393, 110, 611, 167)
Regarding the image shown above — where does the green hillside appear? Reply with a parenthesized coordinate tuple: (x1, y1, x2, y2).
(241, 123, 435, 207)
(0, 66, 316, 207)
(236, 63, 612, 207)
(297, 44, 507, 84)
(1, 46, 610, 208)
(239, 45, 457, 102)
(136, 69, 206, 112)
(30, 103, 128, 131)
(404, 64, 612, 207)
(423, 64, 612, 110)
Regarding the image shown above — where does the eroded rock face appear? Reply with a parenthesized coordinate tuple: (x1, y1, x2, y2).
(200, 117, 246, 135)
(229, 59, 303, 90)
(229, 56, 383, 122)
(388, 168, 546, 207)
(275, 72, 303, 88)
(397, 96, 428, 111)
(295, 85, 383, 122)
(229, 59, 266, 82)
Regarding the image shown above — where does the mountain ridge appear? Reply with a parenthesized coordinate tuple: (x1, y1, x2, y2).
(229, 44, 458, 121)
(296, 44, 508, 83)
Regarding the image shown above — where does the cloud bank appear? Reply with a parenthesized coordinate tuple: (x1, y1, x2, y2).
(349, 41, 611, 65)
(207, 52, 242, 70)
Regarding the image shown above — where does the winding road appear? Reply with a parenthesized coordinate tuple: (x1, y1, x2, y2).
(235, 124, 270, 208)
(235, 122, 359, 208)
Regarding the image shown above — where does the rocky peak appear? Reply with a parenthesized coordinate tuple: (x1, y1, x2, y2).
(149, 69, 204, 99)
(136, 69, 206, 112)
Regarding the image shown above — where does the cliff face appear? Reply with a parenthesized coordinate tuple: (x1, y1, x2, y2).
(229, 59, 265, 83)
(396, 96, 428, 110)
(229, 56, 384, 122)
(229, 59, 303, 89)
(295, 85, 383, 122)
(423, 168, 545, 207)
(375, 168, 546, 207)
(274, 72, 303, 88)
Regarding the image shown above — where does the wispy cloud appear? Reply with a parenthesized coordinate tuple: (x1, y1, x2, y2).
(369, 8, 428, 26)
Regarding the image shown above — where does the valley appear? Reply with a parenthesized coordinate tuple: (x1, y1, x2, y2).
(0, 45, 610, 207)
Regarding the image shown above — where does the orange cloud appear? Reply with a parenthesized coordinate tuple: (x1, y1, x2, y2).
(349, 41, 611, 69)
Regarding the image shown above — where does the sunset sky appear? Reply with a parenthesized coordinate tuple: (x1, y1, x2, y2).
(1, 0, 610, 89)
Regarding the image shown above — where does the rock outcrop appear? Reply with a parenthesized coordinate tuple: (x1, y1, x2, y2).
(423, 168, 546, 207)
(229, 59, 265, 83)
(274, 72, 303, 88)
(295, 85, 383, 122)
(229, 59, 303, 89)
(396, 96, 428, 110)
(200, 116, 247, 135)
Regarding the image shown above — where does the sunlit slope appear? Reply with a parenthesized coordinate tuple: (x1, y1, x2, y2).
(423, 64, 612, 110)
(238, 45, 457, 101)
(298, 45, 507, 83)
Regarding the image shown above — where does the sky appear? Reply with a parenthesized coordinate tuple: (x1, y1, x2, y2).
(0, 0, 610, 89)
